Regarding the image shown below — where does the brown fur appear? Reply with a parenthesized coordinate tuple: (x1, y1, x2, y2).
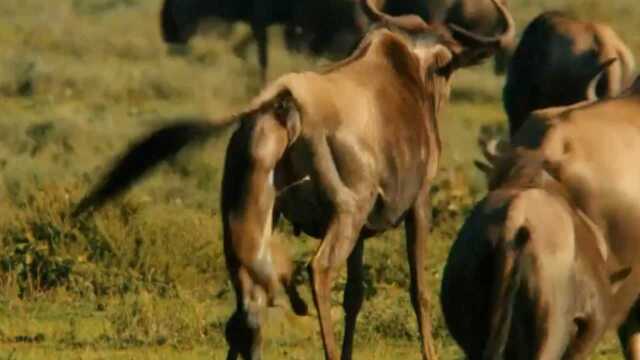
(75, 3, 514, 359)
(446, 87, 640, 358)
(442, 158, 616, 358)
(504, 11, 636, 136)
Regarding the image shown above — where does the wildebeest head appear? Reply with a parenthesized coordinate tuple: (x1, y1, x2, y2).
(360, 0, 515, 79)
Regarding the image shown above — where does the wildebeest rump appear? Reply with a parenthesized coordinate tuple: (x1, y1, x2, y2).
(503, 11, 636, 136)
(443, 85, 640, 358)
(441, 152, 628, 359)
(76, 1, 515, 359)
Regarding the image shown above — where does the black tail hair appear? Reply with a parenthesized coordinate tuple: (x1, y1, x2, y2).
(73, 119, 230, 216)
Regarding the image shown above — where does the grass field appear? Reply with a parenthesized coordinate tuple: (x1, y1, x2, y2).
(0, 0, 638, 359)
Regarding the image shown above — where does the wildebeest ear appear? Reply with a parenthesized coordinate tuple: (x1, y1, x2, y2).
(610, 267, 632, 294)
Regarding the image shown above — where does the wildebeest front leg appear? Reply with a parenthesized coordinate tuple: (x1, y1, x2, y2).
(404, 186, 437, 360)
(341, 237, 365, 360)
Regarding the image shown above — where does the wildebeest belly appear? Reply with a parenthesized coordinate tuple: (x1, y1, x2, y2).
(276, 179, 333, 239)
(365, 185, 420, 231)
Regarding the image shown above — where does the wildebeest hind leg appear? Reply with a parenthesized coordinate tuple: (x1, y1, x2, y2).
(341, 237, 365, 360)
(404, 187, 437, 360)
(225, 268, 267, 360)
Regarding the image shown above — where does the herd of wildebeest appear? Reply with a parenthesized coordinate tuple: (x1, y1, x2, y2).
(68, 0, 640, 359)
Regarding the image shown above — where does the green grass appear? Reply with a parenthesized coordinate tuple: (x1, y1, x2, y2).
(0, 0, 638, 358)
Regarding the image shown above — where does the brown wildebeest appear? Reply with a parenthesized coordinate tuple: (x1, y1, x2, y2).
(371, 0, 516, 73)
(75, 1, 515, 359)
(503, 11, 636, 136)
(441, 151, 630, 359)
(443, 84, 640, 358)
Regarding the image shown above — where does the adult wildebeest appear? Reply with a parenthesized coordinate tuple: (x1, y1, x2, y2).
(503, 11, 636, 136)
(161, 0, 294, 80)
(442, 158, 624, 359)
(442, 84, 640, 358)
(374, 0, 516, 73)
(160, 0, 366, 80)
(286, 0, 368, 59)
(76, 1, 515, 358)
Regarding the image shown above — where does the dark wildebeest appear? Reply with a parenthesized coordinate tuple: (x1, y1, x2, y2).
(76, 1, 515, 359)
(160, 0, 367, 80)
(442, 84, 640, 358)
(161, 0, 294, 80)
(286, 0, 368, 59)
(503, 11, 635, 136)
(374, 0, 516, 73)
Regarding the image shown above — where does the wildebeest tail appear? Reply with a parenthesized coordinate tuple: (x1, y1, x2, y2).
(483, 226, 530, 360)
(73, 119, 229, 216)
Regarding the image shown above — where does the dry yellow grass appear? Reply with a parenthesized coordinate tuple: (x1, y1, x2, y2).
(0, 0, 637, 358)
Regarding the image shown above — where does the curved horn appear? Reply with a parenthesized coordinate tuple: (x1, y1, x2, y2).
(480, 137, 511, 165)
(360, 0, 431, 33)
(586, 58, 618, 101)
(448, 0, 515, 48)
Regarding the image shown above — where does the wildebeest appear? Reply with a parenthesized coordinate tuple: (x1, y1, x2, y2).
(374, 0, 517, 73)
(160, 0, 366, 80)
(286, 0, 367, 58)
(76, 1, 515, 358)
(503, 11, 636, 136)
(441, 150, 627, 359)
(442, 85, 640, 358)
(161, 0, 294, 80)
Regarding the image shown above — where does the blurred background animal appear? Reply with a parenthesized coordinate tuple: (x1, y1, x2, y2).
(160, 0, 366, 80)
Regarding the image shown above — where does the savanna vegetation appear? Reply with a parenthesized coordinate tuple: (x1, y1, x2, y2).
(0, 0, 638, 358)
